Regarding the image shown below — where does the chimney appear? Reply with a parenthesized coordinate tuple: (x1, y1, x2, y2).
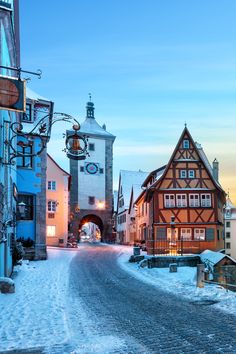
(212, 158, 219, 182)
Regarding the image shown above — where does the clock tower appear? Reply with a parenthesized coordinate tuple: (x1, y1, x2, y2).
(69, 98, 116, 241)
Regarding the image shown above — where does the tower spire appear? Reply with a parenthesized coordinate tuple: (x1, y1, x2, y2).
(86, 93, 95, 119)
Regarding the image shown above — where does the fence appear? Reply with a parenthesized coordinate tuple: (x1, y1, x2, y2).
(146, 239, 201, 256)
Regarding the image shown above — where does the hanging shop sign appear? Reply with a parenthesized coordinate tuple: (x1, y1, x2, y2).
(0, 76, 26, 112)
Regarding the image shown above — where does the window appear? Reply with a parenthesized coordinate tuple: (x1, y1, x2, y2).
(183, 139, 189, 149)
(226, 242, 231, 249)
(188, 170, 195, 178)
(164, 194, 175, 208)
(201, 194, 211, 207)
(226, 232, 231, 238)
(180, 170, 187, 178)
(17, 145, 33, 168)
(48, 181, 56, 190)
(80, 166, 84, 172)
(181, 228, 192, 240)
(88, 196, 95, 205)
(176, 194, 187, 207)
(48, 213, 55, 219)
(48, 201, 57, 212)
(17, 194, 34, 220)
(99, 168, 104, 174)
(89, 143, 95, 151)
(194, 228, 205, 240)
(189, 194, 200, 207)
(47, 225, 56, 237)
(226, 221, 231, 228)
(22, 103, 32, 122)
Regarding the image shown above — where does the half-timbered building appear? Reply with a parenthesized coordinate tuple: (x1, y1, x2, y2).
(145, 127, 226, 255)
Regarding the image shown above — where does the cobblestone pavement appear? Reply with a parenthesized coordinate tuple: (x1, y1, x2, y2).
(2, 244, 236, 354)
(67, 243, 236, 354)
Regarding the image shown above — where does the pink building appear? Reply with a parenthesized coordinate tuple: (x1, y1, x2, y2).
(46, 155, 71, 247)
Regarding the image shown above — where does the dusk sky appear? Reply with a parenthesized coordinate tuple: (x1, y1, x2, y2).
(20, 0, 236, 202)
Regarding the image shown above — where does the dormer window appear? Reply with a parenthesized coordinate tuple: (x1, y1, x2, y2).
(183, 139, 189, 149)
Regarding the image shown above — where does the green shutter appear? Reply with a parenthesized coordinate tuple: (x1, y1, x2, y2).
(206, 228, 215, 241)
(156, 227, 167, 240)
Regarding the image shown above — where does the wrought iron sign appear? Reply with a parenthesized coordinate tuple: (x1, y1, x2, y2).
(0, 76, 26, 112)
(3, 112, 89, 165)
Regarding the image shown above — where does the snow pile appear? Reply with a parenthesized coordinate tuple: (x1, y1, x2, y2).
(116, 245, 236, 316)
(0, 248, 76, 352)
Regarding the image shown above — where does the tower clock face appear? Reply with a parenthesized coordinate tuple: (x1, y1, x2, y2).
(85, 162, 99, 174)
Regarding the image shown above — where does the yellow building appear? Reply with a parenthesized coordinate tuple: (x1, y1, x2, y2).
(46, 154, 71, 247)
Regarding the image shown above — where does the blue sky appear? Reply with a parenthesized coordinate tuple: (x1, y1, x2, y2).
(20, 0, 236, 201)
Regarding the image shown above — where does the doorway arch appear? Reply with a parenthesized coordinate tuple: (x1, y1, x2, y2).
(79, 214, 104, 242)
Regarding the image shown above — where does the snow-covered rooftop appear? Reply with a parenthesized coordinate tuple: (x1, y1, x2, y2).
(26, 87, 50, 102)
(200, 250, 236, 266)
(119, 170, 149, 209)
(78, 117, 115, 139)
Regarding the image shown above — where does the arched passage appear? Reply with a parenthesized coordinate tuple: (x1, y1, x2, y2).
(79, 214, 104, 242)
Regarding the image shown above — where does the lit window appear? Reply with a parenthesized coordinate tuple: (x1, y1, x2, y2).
(183, 139, 189, 149)
(164, 194, 175, 208)
(180, 170, 187, 178)
(201, 194, 211, 207)
(176, 194, 187, 207)
(188, 170, 195, 178)
(48, 181, 56, 190)
(181, 228, 192, 240)
(47, 225, 56, 237)
(194, 228, 205, 240)
(48, 201, 57, 212)
(189, 194, 200, 207)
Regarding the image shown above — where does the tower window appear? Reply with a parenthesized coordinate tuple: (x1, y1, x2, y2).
(80, 166, 84, 172)
(88, 196, 95, 205)
(89, 143, 95, 151)
(99, 168, 104, 174)
(183, 139, 189, 149)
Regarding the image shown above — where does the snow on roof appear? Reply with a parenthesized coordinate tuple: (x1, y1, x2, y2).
(26, 87, 50, 102)
(120, 170, 149, 209)
(200, 250, 236, 266)
(78, 117, 115, 139)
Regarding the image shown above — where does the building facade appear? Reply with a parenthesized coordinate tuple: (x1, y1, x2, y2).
(16, 88, 54, 260)
(224, 197, 236, 259)
(116, 170, 148, 244)
(0, 0, 20, 277)
(46, 154, 71, 247)
(69, 100, 115, 241)
(145, 127, 226, 255)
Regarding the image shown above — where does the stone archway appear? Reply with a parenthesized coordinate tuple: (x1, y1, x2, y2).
(79, 214, 104, 242)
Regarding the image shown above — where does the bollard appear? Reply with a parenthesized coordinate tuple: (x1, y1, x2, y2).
(197, 264, 205, 288)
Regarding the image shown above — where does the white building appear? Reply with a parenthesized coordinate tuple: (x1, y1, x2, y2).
(116, 170, 149, 244)
(69, 99, 115, 242)
(224, 197, 236, 259)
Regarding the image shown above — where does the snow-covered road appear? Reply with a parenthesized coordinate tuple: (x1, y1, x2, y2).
(0, 244, 236, 353)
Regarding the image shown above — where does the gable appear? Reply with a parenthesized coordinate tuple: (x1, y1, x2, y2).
(156, 127, 223, 193)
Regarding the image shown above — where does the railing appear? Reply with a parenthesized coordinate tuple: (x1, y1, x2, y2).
(146, 239, 201, 256)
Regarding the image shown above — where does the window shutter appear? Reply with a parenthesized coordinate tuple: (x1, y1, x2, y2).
(206, 228, 215, 241)
(156, 227, 167, 240)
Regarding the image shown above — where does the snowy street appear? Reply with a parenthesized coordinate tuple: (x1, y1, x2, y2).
(0, 244, 236, 353)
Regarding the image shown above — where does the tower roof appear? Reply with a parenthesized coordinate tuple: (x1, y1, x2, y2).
(79, 99, 115, 140)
